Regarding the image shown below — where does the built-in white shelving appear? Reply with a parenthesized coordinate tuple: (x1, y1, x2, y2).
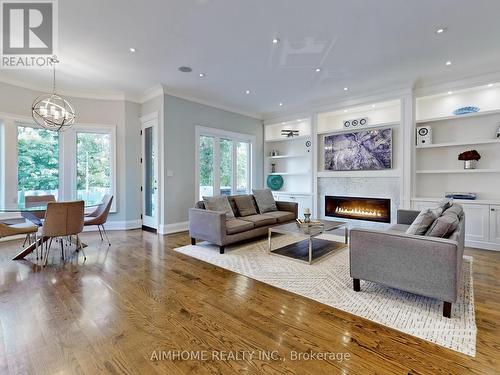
(416, 169, 500, 174)
(264, 135, 310, 143)
(417, 108, 500, 124)
(316, 121, 400, 135)
(268, 172, 310, 176)
(266, 154, 309, 159)
(412, 197, 500, 205)
(416, 139, 500, 149)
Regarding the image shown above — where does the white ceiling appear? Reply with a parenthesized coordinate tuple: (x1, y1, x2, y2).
(1, 0, 500, 118)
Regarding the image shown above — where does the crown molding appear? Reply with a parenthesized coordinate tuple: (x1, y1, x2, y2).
(138, 84, 165, 104)
(161, 85, 263, 120)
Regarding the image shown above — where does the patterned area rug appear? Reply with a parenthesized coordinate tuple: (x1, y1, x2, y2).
(175, 234, 477, 356)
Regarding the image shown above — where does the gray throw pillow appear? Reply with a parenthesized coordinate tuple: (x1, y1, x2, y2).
(252, 189, 277, 213)
(425, 214, 460, 238)
(406, 208, 440, 235)
(443, 204, 464, 219)
(233, 195, 258, 217)
(438, 198, 453, 211)
(203, 196, 235, 218)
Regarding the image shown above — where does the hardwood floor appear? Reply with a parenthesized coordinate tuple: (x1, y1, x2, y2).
(0, 230, 499, 374)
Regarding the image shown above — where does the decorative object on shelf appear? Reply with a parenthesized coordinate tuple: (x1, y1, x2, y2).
(458, 150, 481, 169)
(344, 117, 368, 128)
(324, 129, 392, 171)
(271, 163, 276, 173)
(270, 149, 279, 156)
(281, 129, 299, 138)
(452, 106, 480, 116)
(266, 174, 284, 190)
(32, 56, 76, 132)
(303, 208, 311, 223)
(445, 192, 477, 200)
(416, 126, 432, 145)
(496, 124, 500, 138)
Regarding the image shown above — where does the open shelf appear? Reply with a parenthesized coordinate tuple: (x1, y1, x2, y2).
(412, 197, 500, 205)
(317, 121, 399, 135)
(416, 169, 500, 174)
(266, 154, 309, 159)
(268, 172, 311, 176)
(416, 108, 500, 124)
(416, 139, 500, 149)
(265, 135, 310, 143)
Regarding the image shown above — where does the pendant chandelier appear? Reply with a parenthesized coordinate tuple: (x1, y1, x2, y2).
(32, 56, 76, 132)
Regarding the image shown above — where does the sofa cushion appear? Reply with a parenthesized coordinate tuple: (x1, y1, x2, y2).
(425, 214, 460, 238)
(443, 203, 464, 219)
(239, 214, 277, 227)
(252, 189, 277, 213)
(226, 219, 254, 235)
(263, 210, 295, 223)
(438, 198, 454, 211)
(388, 224, 411, 233)
(203, 196, 235, 218)
(406, 208, 441, 235)
(233, 195, 258, 217)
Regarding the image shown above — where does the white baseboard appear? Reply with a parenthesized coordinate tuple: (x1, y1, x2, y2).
(160, 221, 188, 235)
(83, 220, 142, 232)
(465, 240, 500, 252)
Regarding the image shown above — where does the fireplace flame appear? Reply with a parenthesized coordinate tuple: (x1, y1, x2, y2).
(335, 206, 383, 218)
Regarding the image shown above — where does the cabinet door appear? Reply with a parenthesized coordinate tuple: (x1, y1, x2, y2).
(489, 205, 500, 244)
(462, 204, 490, 243)
(273, 194, 312, 216)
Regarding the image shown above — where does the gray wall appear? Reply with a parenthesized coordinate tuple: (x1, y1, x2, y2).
(164, 94, 263, 224)
(0, 81, 141, 224)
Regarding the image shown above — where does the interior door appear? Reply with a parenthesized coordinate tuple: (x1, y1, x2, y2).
(141, 119, 158, 231)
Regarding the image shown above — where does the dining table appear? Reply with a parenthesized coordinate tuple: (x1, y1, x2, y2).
(0, 200, 100, 260)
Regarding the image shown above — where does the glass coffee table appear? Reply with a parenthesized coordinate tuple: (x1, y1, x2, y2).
(268, 220, 348, 264)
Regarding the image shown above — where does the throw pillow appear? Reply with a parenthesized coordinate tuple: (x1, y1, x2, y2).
(406, 209, 440, 235)
(443, 204, 464, 219)
(233, 195, 258, 217)
(252, 189, 277, 213)
(425, 214, 460, 238)
(438, 198, 453, 211)
(203, 196, 235, 218)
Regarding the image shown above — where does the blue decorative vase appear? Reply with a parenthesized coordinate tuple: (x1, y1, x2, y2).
(267, 175, 284, 190)
(453, 106, 480, 116)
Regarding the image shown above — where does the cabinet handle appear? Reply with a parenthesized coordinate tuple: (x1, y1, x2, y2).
(492, 208, 496, 212)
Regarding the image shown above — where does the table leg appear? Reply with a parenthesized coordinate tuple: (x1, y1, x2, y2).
(308, 237, 313, 264)
(345, 226, 349, 244)
(268, 230, 272, 253)
(13, 236, 49, 260)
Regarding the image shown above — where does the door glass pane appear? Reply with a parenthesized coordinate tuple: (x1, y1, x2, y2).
(17, 126, 59, 203)
(76, 132, 112, 203)
(199, 136, 214, 200)
(144, 127, 155, 217)
(219, 139, 233, 196)
(236, 142, 249, 195)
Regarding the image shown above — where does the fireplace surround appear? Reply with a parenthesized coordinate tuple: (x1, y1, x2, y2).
(325, 195, 391, 223)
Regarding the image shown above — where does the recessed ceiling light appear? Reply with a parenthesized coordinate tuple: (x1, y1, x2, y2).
(199, 73, 205, 78)
(344, 109, 348, 113)
(448, 91, 453, 95)
(488, 83, 494, 87)
(436, 27, 447, 34)
(178, 66, 192, 73)
(129, 47, 136, 52)
(343, 87, 349, 91)
(279, 102, 283, 107)
(445, 61, 452, 66)
(272, 38, 280, 44)
(372, 104, 376, 108)
(315, 68, 321, 72)
(245, 89, 251, 94)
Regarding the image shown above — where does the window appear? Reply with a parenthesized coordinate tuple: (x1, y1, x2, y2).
(196, 126, 254, 201)
(17, 126, 59, 202)
(76, 132, 112, 203)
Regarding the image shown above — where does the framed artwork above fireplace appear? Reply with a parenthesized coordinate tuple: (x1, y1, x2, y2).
(324, 128, 392, 171)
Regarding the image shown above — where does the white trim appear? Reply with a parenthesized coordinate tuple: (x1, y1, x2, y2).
(84, 220, 142, 231)
(139, 85, 165, 104)
(139, 111, 159, 123)
(465, 240, 500, 252)
(160, 221, 189, 235)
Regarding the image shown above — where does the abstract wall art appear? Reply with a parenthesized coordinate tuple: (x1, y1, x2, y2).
(324, 129, 392, 171)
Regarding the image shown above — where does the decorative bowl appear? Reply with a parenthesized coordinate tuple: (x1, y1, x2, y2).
(453, 106, 480, 116)
(267, 175, 284, 190)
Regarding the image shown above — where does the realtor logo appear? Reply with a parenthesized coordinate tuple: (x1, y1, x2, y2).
(1, 0, 58, 69)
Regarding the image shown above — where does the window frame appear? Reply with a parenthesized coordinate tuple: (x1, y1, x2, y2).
(195, 125, 255, 201)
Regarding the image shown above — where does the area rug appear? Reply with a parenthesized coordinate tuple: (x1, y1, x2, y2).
(175, 234, 476, 356)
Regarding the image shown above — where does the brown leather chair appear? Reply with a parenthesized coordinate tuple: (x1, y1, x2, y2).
(40, 201, 85, 265)
(84, 195, 113, 245)
(22, 194, 56, 226)
(0, 222, 39, 254)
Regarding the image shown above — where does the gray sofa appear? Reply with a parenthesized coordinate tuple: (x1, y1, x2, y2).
(189, 195, 298, 254)
(349, 207, 465, 318)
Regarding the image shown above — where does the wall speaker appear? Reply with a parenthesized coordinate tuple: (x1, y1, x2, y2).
(417, 126, 432, 145)
(343, 117, 368, 128)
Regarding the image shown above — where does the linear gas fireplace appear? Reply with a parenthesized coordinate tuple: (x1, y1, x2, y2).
(325, 195, 391, 223)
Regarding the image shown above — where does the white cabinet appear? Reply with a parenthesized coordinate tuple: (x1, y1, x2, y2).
(273, 193, 313, 217)
(489, 205, 500, 244)
(462, 204, 490, 243)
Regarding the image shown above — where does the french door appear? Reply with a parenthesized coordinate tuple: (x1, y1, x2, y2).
(197, 127, 253, 201)
(141, 117, 159, 231)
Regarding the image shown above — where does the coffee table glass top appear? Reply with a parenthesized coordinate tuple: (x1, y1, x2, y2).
(270, 220, 347, 237)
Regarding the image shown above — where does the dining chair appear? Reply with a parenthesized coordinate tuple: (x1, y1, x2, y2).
(21, 194, 56, 226)
(40, 201, 85, 265)
(0, 222, 39, 256)
(84, 194, 113, 245)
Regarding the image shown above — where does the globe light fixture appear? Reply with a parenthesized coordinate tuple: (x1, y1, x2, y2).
(32, 56, 76, 132)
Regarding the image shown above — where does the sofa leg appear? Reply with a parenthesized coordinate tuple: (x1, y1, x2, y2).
(353, 278, 361, 292)
(443, 302, 452, 318)
(219, 246, 225, 254)
(191, 238, 196, 245)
